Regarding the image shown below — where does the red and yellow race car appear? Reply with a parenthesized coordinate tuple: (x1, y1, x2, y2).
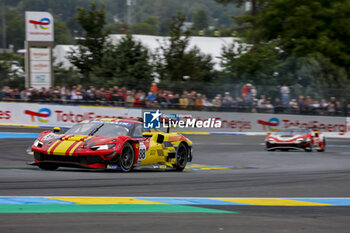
(29, 118, 192, 172)
(265, 127, 326, 152)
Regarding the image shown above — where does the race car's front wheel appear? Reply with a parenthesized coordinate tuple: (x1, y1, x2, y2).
(38, 164, 59, 171)
(174, 143, 188, 171)
(304, 143, 313, 152)
(118, 142, 134, 172)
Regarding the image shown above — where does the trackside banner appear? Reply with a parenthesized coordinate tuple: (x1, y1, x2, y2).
(0, 102, 347, 133)
(0, 102, 141, 127)
(161, 110, 348, 134)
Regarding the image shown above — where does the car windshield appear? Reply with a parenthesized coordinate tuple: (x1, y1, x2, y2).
(65, 122, 131, 137)
(274, 128, 310, 136)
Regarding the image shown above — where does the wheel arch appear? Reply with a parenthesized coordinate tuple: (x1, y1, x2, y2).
(124, 140, 139, 165)
(178, 141, 188, 152)
(178, 141, 191, 162)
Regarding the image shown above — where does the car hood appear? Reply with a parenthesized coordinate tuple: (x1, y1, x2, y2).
(268, 134, 306, 141)
(36, 134, 125, 156)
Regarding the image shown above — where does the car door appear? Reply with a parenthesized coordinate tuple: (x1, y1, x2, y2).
(132, 124, 154, 165)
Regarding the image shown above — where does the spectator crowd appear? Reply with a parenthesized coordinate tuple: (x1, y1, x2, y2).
(0, 83, 349, 116)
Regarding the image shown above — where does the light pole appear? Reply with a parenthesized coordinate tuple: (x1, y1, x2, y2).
(126, 0, 136, 25)
(1, 0, 6, 50)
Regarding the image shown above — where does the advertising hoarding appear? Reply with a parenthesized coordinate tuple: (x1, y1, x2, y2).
(0, 103, 346, 136)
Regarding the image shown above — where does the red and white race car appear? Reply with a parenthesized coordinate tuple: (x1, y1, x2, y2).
(265, 127, 326, 152)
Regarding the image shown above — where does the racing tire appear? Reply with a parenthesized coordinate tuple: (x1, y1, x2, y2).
(38, 164, 59, 171)
(317, 139, 326, 152)
(174, 143, 188, 171)
(304, 143, 313, 152)
(118, 142, 134, 172)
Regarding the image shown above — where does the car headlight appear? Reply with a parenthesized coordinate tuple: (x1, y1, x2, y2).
(33, 139, 43, 147)
(91, 144, 115, 150)
(268, 138, 275, 143)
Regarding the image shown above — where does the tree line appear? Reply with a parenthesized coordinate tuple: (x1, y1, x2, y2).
(2, 0, 350, 100)
(217, 0, 350, 96)
(0, 0, 243, 50)
(65, 4, 217, 94)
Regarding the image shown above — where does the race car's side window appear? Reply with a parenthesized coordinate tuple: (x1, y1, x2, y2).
(133, 124, 150, 138)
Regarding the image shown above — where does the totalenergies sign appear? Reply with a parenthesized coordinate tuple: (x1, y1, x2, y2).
(25, 11, 54, 41)
(257, 118, 280, 132)
(257, 117, 346, 133)
(25, 108, 52, 123)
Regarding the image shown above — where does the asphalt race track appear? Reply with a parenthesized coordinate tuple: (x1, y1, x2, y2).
(1, 126, 350, 232)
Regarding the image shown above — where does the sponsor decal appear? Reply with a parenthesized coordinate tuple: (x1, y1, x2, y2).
(55, 111, 138, 123)
(138, 143, 147, 161)
(89, 120, 131, 126)
(258, 118, 346, 133)
(257, 118, 280, 131)
(29, 18, 51, 30)
(0, 110, 11, 120)
(41, 133, 60, 141)
(107, 165, 119, 169)
(25, 108, 51, 123)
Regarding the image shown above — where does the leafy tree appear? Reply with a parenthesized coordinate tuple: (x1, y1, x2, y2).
(130, 16, 159, 35)
(67, 2, 109, 84)
(248, 0, 350, 68)
(143, 16, 159, 26)
(2, 0, 244, 49)
(221, 41, 285, 85)
(0, 10, 24, 50)
(54, 62, 82, 87)
(131, 22, 158, 35)
(218, 0, 350, 99)
(105, 22, 128, 34)
(158, 18, 171, 36)
(0, 53, 25, 89)
(155, 12, 216, 92)
(54, 21, 72, 45)
(0, 52, 24, 66)
(221, 40, 349, 99)
(193, 10, 209, 30)
(66, 16, 84, 38)
(217, 12, 234, 27)
(91, 34, 154, 90)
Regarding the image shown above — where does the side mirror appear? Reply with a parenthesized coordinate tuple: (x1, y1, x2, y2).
(142, 132, 153, 138)
(53, 127, 61, 133)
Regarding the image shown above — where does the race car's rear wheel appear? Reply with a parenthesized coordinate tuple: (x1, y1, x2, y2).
(174, 143, 188, 171)
(118, 142, 134, 172)
(38, 164, 59, 171)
